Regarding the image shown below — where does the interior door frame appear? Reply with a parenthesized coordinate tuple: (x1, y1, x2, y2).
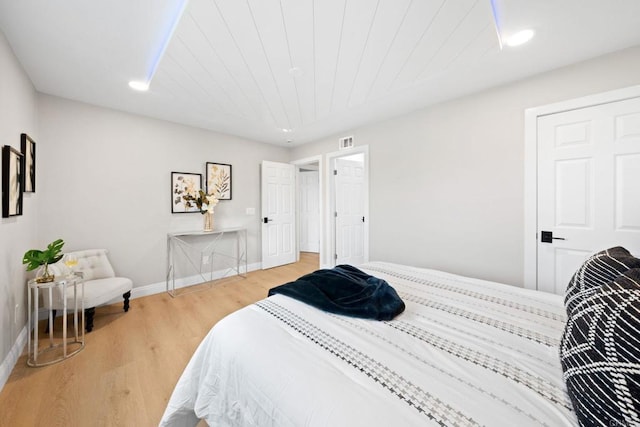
(523, 84, 640, 290)
(291, 155, 324, 266)
(326, 146, 369, 269)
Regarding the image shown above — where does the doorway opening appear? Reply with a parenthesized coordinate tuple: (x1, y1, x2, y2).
(291, 155, 323, 269)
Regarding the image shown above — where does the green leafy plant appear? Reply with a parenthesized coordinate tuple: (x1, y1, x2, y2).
(22, 239, 65, 282)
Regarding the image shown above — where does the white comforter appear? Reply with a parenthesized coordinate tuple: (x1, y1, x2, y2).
(160, 262, 578, 426)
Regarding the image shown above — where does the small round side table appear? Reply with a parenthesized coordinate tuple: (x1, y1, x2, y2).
(27, 274, 85, 367)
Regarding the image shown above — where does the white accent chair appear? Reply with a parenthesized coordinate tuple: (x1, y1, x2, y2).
(45, 249, 133, 332)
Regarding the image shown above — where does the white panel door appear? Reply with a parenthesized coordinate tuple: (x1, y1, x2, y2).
(261, 161, 296, 269)
(537, 96, 640, 294)
(335, 159, 365, 266)
(299, 170, 320, 253)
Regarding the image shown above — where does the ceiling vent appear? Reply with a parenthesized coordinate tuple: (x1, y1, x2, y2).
(339, 136, 354, 150)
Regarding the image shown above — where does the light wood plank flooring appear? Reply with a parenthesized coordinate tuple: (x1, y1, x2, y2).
(0, 253, 319, 426)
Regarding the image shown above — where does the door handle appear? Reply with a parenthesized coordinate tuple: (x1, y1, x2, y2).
(541, 231, 566, 243)
(263, 217, 272, 224)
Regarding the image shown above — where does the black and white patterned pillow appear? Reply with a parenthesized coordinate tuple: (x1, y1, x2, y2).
(560, 268, 640, 427)
(565, 247, 640, 316)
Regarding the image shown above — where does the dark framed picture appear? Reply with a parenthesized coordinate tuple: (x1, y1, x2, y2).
(171, 172, 202, 213)
(206, 162, 232, 200)
(21, 133, 36, 192)
(2, 146, 24, 218)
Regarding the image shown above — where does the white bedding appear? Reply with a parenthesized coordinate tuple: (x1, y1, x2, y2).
(160, 262, 578, 426)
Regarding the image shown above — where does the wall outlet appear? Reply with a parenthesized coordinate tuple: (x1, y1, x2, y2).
(246, 207, 255, 215)
(14, 304, 19, 324)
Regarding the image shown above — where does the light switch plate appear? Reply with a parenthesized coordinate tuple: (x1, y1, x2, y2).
(246, 207, 255, 215)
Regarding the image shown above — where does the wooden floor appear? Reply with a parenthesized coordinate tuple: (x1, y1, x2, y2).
(0, 253, 319, 427)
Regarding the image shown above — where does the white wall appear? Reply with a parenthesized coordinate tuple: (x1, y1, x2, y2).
(291, 46, 640, 287)
(0, 31, 38, 383)
(36, 95, 290, 291)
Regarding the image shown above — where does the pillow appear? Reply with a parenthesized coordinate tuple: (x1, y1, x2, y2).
(560, 268, 640, 426)
(565, 247, 640, 316)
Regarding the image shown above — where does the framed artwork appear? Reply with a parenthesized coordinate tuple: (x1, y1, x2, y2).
(2, 145, 24, 218)
(21, 133, 36, 192)
(171, 172, 202, 213)
(206, 162, 232, 200)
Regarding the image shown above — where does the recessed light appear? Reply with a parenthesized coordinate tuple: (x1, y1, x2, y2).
(504, 29, 534, 47)
(128, 81, 150, 91)
(281, 128, 292, 133)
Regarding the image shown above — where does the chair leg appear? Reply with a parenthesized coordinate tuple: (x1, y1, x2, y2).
(123, 291, 131, 312)
(85, 307, 95, 333)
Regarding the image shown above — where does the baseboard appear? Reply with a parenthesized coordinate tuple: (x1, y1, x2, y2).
(0, 325, 27, 392)
(124, 262, 262, 301)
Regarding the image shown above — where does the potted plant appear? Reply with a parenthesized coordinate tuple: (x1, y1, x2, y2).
(22, 239, 65, 283)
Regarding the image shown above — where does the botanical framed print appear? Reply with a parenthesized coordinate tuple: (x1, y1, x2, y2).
(2, 145, 24, 218)
(21, 133, 36, 192)
(171, 172, 202, 213)
(206, 162, 232, 200)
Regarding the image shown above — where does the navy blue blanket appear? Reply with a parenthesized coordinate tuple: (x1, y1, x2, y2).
(268, 265, 405, 321)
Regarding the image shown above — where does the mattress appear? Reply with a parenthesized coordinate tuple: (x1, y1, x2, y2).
(160, 262, 578, 426)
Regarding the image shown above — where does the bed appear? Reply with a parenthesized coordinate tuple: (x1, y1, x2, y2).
(160, 261, 580, 426)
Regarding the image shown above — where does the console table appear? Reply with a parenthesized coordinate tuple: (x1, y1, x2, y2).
(27, 275, 85, 367)
(166, 227, 248, 297)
